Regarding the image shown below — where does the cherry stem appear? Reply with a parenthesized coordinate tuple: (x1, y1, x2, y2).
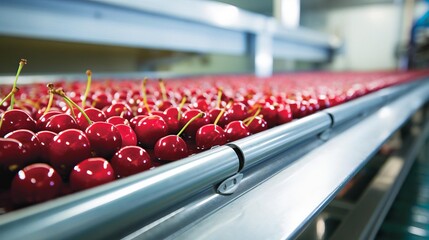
(43, 90, 54, 115)
(82, 70, 92, 108)
(0, 89, 17, 108)
(142, 78, 152, 115)
(214, 108, 225, 126)
(177, 112, 203, 137)
(177, 96, 187, 120)
(245, 106, 261, 127)
(216, 88, 222, 109)
(0, 113, 4, 131)
(9, 59, 27, 110)
(48, 84, 92, 125)
(159, 79, 168, 101)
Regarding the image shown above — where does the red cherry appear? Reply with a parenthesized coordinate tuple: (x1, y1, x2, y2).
(225, 120, 251, 142)
(277, 104, 293, 125)
(247, 116, 268, 134)
(0, 138, 25, 172)
(103, 102, 133, 120)
(134, 115, 168, 149)
(44, 113, 79, 133)
(179, 109, 210, 139)
(0, 109, 36, 137)
(91, 92, 111, 110)
(157, 100, 174, 111)
(36, 111, 62, 131)
(35, 131, 57, 163)
(106, 116, 129, 126)
(115, 124, 137, 147)
(49, 129, 92, 177)
(111, 146, 152, 177)
(260, 104, 278, 127)
(129, 115, 147, 129)
(163, 107, 181, 134)
(69, 158, 115, 191)
(85, 122, 122, 159)
(226, 102, 249, 122)
(154, 135, 188, 162)
(76, 107, 106, 130)
(5, 129, 41, 165)
(11, 163, 62, 206)
(196, 124, 227, 150)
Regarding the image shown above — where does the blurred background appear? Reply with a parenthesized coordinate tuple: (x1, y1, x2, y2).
(0, 0, 428, 75)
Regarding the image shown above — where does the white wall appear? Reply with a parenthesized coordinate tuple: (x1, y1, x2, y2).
(302, 4, 402, 71)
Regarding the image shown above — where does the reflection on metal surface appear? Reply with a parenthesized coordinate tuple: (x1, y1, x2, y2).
(316, 217, 326, 239)
(407, 226, 429, 237)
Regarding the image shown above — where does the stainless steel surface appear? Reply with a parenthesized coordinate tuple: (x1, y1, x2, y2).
(0, 0, 338, 76)
(331, 118, 429, 240)
(0, 146, 240, 240)
(174, 80, 429, 240)
(228, 111, 332, 171)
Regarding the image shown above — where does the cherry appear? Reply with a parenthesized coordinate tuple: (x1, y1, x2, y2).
(76, 107, 106, 130)
(129, 115, 146, 129)
(115, 124, 137, 147)
(44, 113, 79, 133)
(104, 102, 133, 120)
(5, 129, 40, 165)
(277, 104, 293, 125)
(154, 135, 188, 162)
(0, 138, 25, 172)
(179, 109, 210, 140)
(226, 102, 249, 122)
(247, 116, 268, 134)
(135, 115, 168, 149)
(163, 107, 181, 134)
(11, 163, 62, 206)
(49, 129, 92, 177)
(85, 122, 122, 159)
(154, 112, 203, 161)
(196, 107, 227, 150)
(260, 104, 278, 127)
(91, 92, 111, 110)
(106, 116, 129, 126)
(35, 130, 57, 163)
(196, 124, 226, 150)
(225, 120, 251, 142)
(111, 146, 152, 178)
(69, 158, 115, 191)
(36, 110, 62, 131)
(0, 109, 36, 137)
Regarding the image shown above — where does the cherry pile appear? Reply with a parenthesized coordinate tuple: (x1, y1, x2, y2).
(0, 60, 428, 212)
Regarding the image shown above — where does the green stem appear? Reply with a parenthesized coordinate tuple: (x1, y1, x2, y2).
(0, 91, 14, 108)
(9, 59, 27, 110)
(177, 96, 187, 120)
(177, 112, 203, 136)
(245, 107, 261, 127)
(43, 91, 54, 115)
(214, 108, 225, 126)
(159, 79, 167, 101)
(142, 78, 152, 115)
(82, 70, 92, 108)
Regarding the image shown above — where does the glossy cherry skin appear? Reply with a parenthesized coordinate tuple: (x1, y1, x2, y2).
(11, 163, 63, 206)
(179, 110, 210, 140)
(76, 107, 106, 130)
(115, 124, 137, 147)
(5, 129, 41, 165)
(85, 122, 122, 159)
(0, 138, 25, 172)
(35, 131, 57, 163)
(48, 129, 92, 177)
(103, 102, 133, 120)
(44, 113, 79, 133)
(196, 124, 227, 150)
(91, 92, 111, 110)
(277, 104, 293, 125)
(157, 100, 174, 111)
(36, 111, 62, 131)
(247, 116, 268, 134)
(69, 158, 115, 191)
(154, 135, 188, 162)
(225, 120, 251, 142)
(0, 109, 36, 137)
(129, 115, 147, 129)
(135, 115, 168, 149)
(163, 107, 181, 134)
(260, 104, 278, 127)
(111, 146, 152, 178)
(106, 116, 129, 126)
(226, 102, 249, 122)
